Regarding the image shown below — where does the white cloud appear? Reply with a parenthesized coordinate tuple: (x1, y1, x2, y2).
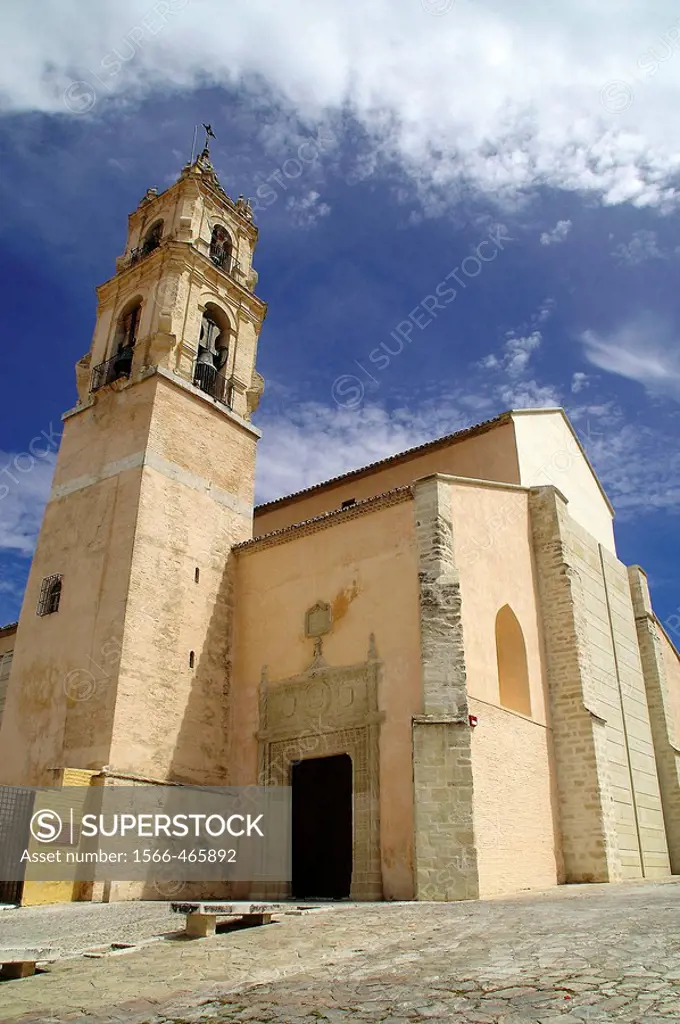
(4, 2, 680, 208)
(571, 371, 591, 393)
(504, 332, 543, 378)
(255, 309, 564, 505)
(255, 384, 675, 523)
(496, 379, 562, 408)
(581, 315, 680, 398)
(565, 401, 680, 517)
(285, 190, 331, 228)
(568, 399, 622, 429)
(540, 219, 572, 245)
(480, 330, 543, 380)
(611, 229, 667, 264)
(0, 452, 55, 556)
(477, 312, 562, 408)
(253, 304, 675, 521)
(583, 419, 680, 517)
(255, 398, 471, 503)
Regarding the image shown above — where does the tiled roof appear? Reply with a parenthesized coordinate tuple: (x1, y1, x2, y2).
(237, 485, 413, 551)
(254, 411, 511, 514)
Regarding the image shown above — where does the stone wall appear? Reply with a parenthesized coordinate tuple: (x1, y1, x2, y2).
(530, 486, 622, 882)
(21, 767, 101, 907)
(0, 369, 259, 790)
(254, 417, 520, 536)
(231, 490, 421, 901)
(0, 624, 16, 732)
(512, 410, 615, 551)
(107, 374, 258, 784)
(0, 383, 150, 785)
(597, 550, 669, 878)
(469, 699, 560, 896)
(442, 476, 561, 895)
(629, 567, 680, 874)
(660, 628, 680, 751)
(412, 477, 479, 901)
(256, 653, 383, 901)
(529, 486, 669, 882)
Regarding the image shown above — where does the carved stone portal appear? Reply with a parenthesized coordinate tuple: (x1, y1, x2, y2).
(257, 635, 383, 900)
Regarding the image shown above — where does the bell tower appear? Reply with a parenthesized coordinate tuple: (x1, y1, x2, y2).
(0, 143, 267, 787)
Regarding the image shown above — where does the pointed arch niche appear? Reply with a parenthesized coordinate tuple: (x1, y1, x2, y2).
(495, 605, 532, 717)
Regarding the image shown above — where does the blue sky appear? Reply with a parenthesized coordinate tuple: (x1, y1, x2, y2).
(0, 1, 678, 638)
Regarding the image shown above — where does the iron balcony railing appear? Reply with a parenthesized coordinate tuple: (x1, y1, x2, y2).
(209, 247, 242, 278)
(91, 349, 133, 392)
(193, 360, 235, 408)
(119, 241, 241, 278)
(122, 239, 161, 269)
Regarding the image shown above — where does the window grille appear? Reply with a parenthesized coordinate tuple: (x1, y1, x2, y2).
(37, 575, 62, 616)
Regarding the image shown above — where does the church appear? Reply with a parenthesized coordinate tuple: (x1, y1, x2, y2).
(1, 142, 679, 907)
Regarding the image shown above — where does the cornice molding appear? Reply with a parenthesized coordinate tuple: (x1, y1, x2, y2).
(97, 240, 266, 317)
(237, 486, 413, 554)
(63, 366, 262, 440)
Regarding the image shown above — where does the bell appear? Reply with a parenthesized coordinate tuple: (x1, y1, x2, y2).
(214, 344, 229, 371)
(114, 345, 133, 377)
(194, 347, 218, 394)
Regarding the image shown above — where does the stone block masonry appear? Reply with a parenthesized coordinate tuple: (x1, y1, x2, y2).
(629, 566, 680, 874)
(412, 477, 479, 900)
(529, 486, 622, 882)
(598, 550, 669, 878)
(529, 486, 670, 882)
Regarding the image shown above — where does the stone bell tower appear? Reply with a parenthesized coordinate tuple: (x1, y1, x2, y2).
(0, 142, 267, 788)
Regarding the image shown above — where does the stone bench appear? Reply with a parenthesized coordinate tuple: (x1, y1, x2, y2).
(0, 948, 57, 979)
(170, 901, 281, 938)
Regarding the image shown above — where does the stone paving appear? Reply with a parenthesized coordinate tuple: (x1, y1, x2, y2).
(0, 902, 178, 957)
(1, 880, 679, 1024)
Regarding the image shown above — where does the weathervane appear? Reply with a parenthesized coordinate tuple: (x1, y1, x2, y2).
(202, 122, 216, 150)
(190, 122, 217, 163)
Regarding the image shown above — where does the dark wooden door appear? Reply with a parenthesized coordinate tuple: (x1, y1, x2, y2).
(291, 754, 353, 899)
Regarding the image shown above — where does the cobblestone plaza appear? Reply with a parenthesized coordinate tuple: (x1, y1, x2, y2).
(1, 880, 679, 1023)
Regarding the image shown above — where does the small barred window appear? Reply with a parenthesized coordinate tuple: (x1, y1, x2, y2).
(37, 575, 62, 616)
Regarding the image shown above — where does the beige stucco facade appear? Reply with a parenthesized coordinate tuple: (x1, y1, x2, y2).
(0, 149, 677, 906)
(232, 492, 421, 901)
(0, 622, 17, 730)
(448, 479, 561, 896)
